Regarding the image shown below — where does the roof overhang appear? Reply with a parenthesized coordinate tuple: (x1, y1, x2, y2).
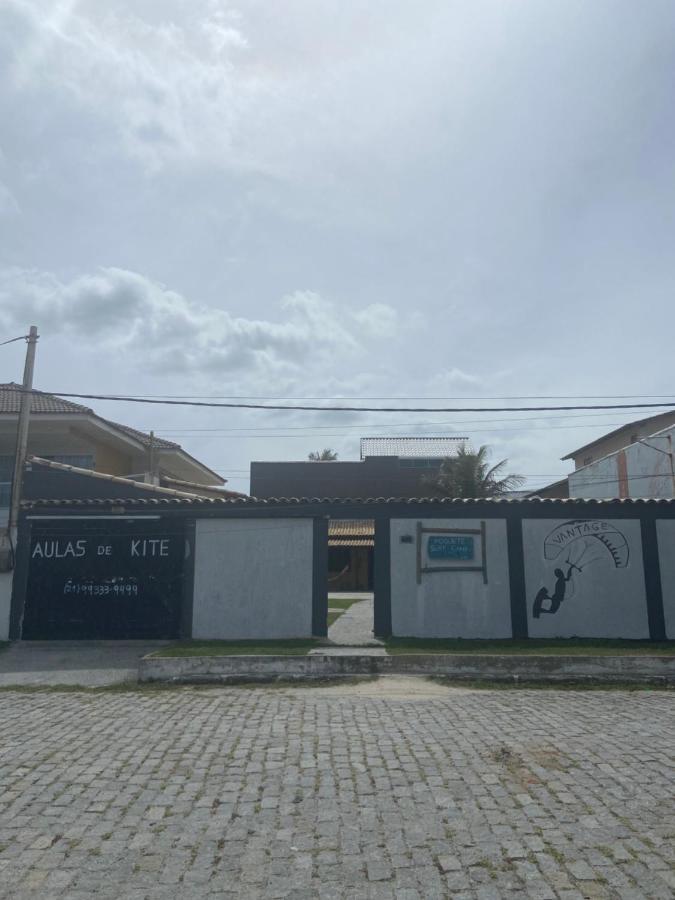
(0, 412, 149, 455)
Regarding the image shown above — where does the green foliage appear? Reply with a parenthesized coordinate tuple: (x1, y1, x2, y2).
(152, 639, 321, 657)
(425, 444, 524, 498)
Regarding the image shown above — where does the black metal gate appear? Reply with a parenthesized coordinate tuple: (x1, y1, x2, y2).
(21, 518, 187, 640)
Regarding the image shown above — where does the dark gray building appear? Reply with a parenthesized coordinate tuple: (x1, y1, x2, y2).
(250, 436, 468, 499)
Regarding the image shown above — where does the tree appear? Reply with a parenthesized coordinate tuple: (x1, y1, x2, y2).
(308, 448, 338, 461)
(425, 444, 525, 498)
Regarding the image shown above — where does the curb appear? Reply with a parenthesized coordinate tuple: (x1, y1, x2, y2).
(138, 653, 675, 685)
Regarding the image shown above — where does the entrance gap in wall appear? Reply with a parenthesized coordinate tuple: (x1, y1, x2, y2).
(325, 518, 382, 646)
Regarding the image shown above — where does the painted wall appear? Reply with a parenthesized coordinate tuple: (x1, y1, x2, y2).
(192, 518, 314, 639)
(569, 427, 675, 499)
(390, 518, 512, 638)
(656, 520, 675, 638)
(0, 571, 11, 640)
(523, 518, 648, 638)
(568, 411, 675, 469)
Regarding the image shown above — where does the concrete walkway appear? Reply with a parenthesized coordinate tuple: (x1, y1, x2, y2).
(0, 641, 166, 687)
(326, 596, 383, 647)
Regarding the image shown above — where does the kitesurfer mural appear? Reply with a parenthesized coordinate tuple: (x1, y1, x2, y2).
(533, 520, 629, 618)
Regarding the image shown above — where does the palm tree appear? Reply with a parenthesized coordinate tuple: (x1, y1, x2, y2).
(425, 445, 524, 498)
(308, 448, 339, 461)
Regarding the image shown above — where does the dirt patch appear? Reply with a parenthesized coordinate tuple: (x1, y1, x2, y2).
(288, 674, 476, 699)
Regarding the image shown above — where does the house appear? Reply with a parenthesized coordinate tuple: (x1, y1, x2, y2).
(561, 411, 675, 470)
(250, 436, 468, 499)
(0, 383, 232, 524)
(328, 519, 374, 591)
(568, 421, 675, 499)
(251, 437, 469, 592)
(527, 412, 675, 500)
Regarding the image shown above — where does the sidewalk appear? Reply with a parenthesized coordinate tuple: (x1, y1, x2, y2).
(326, 596, 383, 647)
(0, 641, 165, 686)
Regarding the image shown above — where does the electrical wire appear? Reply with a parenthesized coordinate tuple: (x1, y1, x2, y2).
(148, 410, 641, 434)
(148, 422, 632, 439)
(58, 392, 675, 401)
(6, 387, 675, 414)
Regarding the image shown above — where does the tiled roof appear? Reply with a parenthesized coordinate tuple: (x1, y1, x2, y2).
(329, 519, 375, 537)
(22, 495, 675, 509)
(0, 384, 180, 450)
(328, 519, 375, 547)
(101, 420, 180, 450)
(0, 383, 93, 415)
(328, 537, 374, 547)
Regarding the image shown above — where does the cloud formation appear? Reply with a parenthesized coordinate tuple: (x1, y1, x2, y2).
(0, 265, 399, 379)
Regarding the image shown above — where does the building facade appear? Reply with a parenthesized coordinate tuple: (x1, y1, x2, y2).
(251, 436, 468, 499)
(569, 424, 675, 499)
(562, 411, 675, 470)
(0, 384, 228, 525)
(5, 495, 675, 642)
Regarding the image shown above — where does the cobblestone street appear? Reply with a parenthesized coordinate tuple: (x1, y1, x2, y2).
(0, 681, 673, 899)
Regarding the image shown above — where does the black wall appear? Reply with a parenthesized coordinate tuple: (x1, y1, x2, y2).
(250, 457, 442, 499)
(23, 463, 161, 502)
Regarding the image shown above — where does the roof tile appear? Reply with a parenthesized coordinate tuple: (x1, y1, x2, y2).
(0, 383, 93, 415)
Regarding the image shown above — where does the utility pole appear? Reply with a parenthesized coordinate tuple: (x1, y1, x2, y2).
(8, 326, 39, 541)
(147, 431, 159, 485)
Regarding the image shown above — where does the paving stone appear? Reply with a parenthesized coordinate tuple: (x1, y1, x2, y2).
(0, 685, 672, 899)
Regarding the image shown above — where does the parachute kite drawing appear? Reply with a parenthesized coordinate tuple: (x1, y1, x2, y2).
(533, 520, 629, 619)
(543, 520, 629, 569)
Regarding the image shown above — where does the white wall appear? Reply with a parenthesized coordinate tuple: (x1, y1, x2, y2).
(390, 518, 512, 638)
(192, 518, 314, 639)
(656, 520, 675, 638)
(0, 570, 12, 641)
(523, 518, 648, 638)
(569, 427, 675, 499)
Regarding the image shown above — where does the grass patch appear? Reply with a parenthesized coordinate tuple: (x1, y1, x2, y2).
(0, 677, 382, 694)
(150, 639, 322, 658)
(327, 595, 364, 627)
(385, 638, 675, 655)
(0, 676, 671, 694)
(327, 597, 363, 611)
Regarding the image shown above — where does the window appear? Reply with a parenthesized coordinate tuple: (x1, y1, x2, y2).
(630, 433, 639, 443)
(583, 456, 593, 466)
(0, 456, 13, 508)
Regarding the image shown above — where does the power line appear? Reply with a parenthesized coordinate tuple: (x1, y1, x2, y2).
(564, 470, 675, 489)
(149, 410, 639, 434)
(10, 387, 675, 414)
(152, 422, 631, 439)
(75, 392, 675, 401)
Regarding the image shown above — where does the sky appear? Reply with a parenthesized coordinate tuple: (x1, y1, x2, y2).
(1, 0, 675, 493)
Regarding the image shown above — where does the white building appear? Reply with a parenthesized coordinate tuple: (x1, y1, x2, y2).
(568, 422, 675, 499)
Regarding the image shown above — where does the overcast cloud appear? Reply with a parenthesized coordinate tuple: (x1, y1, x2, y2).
(1, 0, 675, 490)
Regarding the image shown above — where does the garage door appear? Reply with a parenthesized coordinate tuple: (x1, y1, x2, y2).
(21, 517, 187, 640)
